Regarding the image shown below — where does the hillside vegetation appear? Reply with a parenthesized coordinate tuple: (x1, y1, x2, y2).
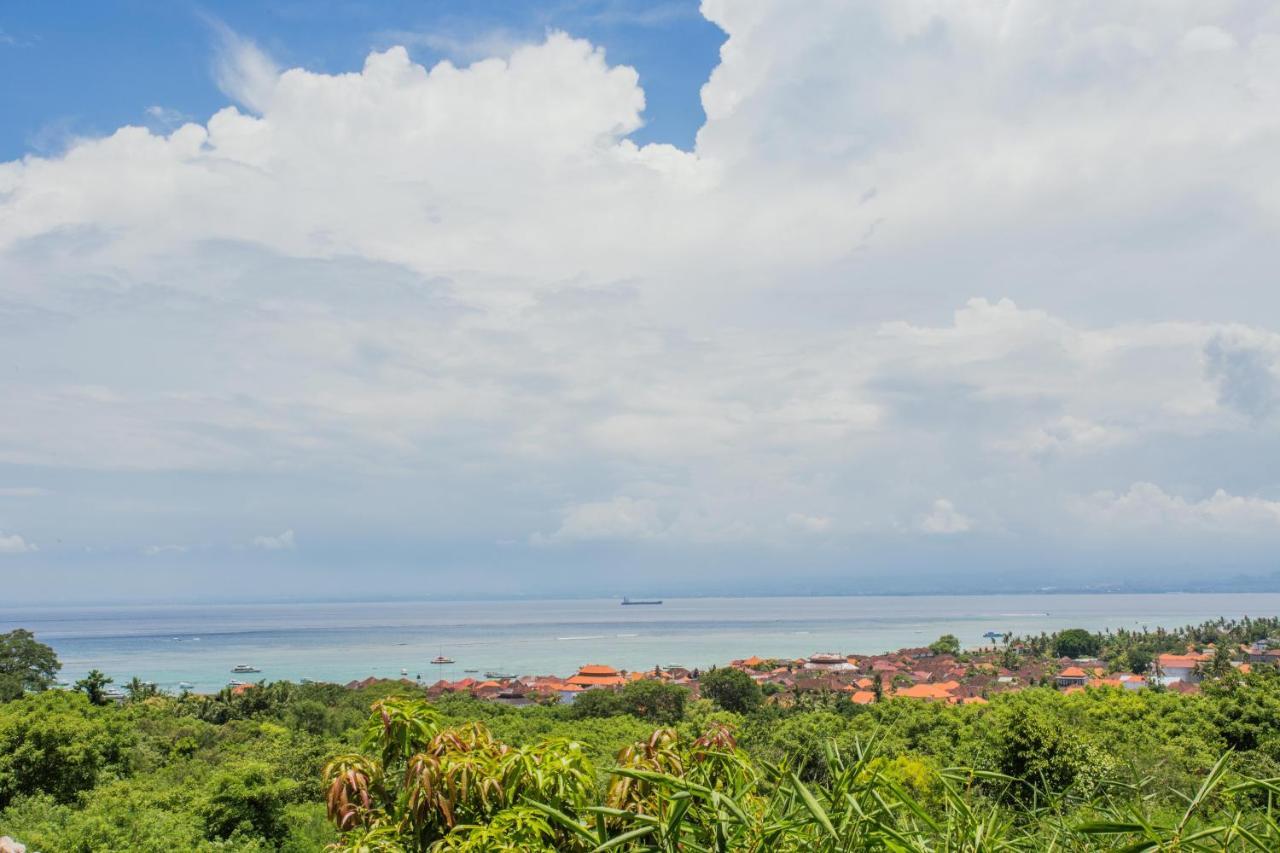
(4, 621, 1280, 850)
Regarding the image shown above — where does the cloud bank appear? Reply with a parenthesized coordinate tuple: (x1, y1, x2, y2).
(0, 532, 37, 554)
(3, 2, 1280, 600)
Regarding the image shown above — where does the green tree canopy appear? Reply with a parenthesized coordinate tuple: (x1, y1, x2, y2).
(569, 688, 623, 719)
(0, 691, 133, 808)
(0, 629, 61, 701)
(201, 761, 302, 844)
(616, 680, 687, 724)
(929, 634, 961, 656)
(75, 670, 114, 706)
(1053, 628, 1101, 659)
(1127, 648, 1154, 674)
(698, 667, 763, 715)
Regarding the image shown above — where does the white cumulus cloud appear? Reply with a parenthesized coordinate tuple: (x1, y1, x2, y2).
(1079, 483, 1280, 533)
(918, 500, 972, 535)
(251, 530, 296, 551)
(3, 2, 1280, 596)
(0, 531, 37, 554)
(537, 497, 666, 543)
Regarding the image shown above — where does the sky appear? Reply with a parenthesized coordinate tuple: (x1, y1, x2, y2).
(3, 1, 1280, 604)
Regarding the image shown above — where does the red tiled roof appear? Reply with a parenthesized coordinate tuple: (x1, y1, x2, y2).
(577, 664, 619, 676)
(894, 683, 956, 700)
(1158, 653, 1208, 668)
(567, 674, 625, 687)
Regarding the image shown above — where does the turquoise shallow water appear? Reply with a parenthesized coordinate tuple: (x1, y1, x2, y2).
(5, 593, 1279, 694)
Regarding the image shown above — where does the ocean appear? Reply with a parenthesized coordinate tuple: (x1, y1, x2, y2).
(5, 593, 1278, 694)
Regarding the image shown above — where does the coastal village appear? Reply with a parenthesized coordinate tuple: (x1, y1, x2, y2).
(339, 637, 1276, 707)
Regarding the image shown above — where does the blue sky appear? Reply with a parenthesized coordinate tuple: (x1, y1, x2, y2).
(0, 0, 723, 159)
(3, 2, 1280, 604)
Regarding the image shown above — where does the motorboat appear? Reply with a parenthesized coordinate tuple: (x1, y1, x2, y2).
(231, 664, 261, 673)
(431, 655, 454, 665)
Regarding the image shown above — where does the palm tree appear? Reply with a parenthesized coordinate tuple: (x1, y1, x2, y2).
(74, 669, 113, 705)
(125, 676, 159, 701)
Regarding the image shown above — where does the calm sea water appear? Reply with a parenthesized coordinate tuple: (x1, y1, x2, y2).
(5, 594, 1278, 694)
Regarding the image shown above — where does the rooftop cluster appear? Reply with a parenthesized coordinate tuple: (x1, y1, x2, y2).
(346, 627, 1275, 708)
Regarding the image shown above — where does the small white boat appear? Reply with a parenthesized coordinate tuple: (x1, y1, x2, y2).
(228, 679, 247, 687)
(430, 655, 454, 665)
(231, 664, 261, 673)
(177, 681, 194, 690)
(400, 668, 409, 676)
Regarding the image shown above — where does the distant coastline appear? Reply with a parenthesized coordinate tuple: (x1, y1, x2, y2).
(12, 581, 1280, 610)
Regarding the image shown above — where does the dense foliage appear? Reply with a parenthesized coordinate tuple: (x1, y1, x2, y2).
(5, 617, 1280, 849)
(0, 630, 60, 702)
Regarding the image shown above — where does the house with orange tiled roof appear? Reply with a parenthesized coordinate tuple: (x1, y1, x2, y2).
(567, 664, 627, 688)
(850, 690, 876, 705)
(1244, 642, 1280, 664)
(1156, 653, 1209, 685)
(894, 683, 956, 701)
(1055, 666, 1088, 687)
